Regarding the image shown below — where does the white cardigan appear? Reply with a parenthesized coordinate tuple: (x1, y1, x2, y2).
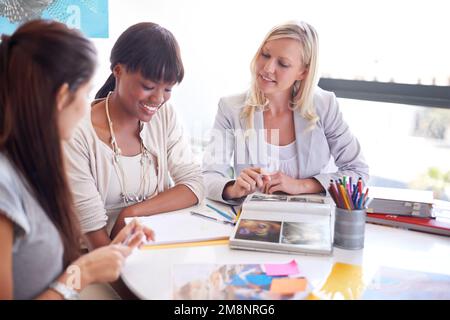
(64, 102, 204, 233)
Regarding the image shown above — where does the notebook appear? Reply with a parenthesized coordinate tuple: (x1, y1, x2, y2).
(366, 213, 450, 237)
(125, 202, 235, 246)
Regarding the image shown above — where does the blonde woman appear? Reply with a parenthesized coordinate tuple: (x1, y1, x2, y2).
(203, 21, 369, 203)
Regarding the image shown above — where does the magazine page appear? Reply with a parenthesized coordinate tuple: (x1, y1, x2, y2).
(362, 266, 450, 300)
(172, 262, 312, 300)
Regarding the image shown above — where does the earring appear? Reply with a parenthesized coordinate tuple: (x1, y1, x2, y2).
(292, 80, 300, 97)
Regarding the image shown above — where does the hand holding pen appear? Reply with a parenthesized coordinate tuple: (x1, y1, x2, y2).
(112, 218, 155, 248)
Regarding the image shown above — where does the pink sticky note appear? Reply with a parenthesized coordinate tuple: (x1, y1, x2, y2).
(264, 260, 299, 276)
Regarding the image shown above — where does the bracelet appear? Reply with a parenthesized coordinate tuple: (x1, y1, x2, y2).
(49, 281, 80, 300)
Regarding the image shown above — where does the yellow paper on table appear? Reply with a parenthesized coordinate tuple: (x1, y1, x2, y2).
(141, 239, 229, 250)
(308, 262, 365, 300)
(270, 278, 307, 295)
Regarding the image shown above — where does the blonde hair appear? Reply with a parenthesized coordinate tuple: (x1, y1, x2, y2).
(242, 21, 320, 131)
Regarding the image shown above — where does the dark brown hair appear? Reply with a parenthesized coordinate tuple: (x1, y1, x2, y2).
(96, 22, 184, 99)
(0, 20, 97, 266)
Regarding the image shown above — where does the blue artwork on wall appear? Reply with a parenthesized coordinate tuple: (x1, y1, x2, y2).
(0, 0, 109, 38)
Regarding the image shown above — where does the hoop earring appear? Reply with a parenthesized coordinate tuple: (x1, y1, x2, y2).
(289, 80, 301, 111)
(292, 80, 301, 98)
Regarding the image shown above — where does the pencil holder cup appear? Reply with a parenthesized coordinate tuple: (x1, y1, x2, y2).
(334, 208, 366, 250)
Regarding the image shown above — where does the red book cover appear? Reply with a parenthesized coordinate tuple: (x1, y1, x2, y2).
(366, 213, 450, 237)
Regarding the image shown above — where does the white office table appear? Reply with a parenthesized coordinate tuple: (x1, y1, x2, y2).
(121, 223, 450, 300)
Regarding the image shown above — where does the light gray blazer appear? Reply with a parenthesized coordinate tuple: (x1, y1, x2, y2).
(202, 88, 369, 204)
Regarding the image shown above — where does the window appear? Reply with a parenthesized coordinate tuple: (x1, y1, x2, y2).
(91, 0, 449, 199)
(339, 99, 450, 200)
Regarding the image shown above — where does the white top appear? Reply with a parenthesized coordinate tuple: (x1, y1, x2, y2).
(266, 140, 299, 179)
(103, 144, 158, 234)
(64, 102, 204, 234)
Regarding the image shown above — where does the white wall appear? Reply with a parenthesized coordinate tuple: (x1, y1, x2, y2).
(91, 0, 449, 139)
(87, 0, 450, 198)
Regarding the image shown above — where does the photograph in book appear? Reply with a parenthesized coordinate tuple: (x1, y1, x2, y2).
(235, 219, 282, 243)
(245, 192, 332, 211)
(281, 222, 331, 246)
(250, 194, 288, 202)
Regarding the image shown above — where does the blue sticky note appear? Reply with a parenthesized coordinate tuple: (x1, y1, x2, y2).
(228, 275, 247, 286)
(246, 274, 273, 286)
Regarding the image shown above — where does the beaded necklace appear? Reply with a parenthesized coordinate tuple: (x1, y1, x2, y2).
(105, 91, 151, 204)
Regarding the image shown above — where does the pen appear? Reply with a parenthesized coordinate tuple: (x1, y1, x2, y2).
(328, 179, 342, 209)
(229, 205, 237, 217)
(190, 211, 235, 226)
(338, 184, 352, 211)
(349, 176, 353, 194)
(122, 231, 134, 246)
(352, 184, 358, 207)
(236, 208, 242, 220)
(206, 203, 234, 221)
(121, 225, 146, 246)
(357, 177, 363, 194)
(362, 188, 369, 209)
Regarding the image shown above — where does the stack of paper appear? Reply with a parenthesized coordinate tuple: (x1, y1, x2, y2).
(366, 187, 434, 218)
(366, 199, 450, 237)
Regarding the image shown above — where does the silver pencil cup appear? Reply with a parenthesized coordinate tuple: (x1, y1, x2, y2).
(334, 208, 366, 250)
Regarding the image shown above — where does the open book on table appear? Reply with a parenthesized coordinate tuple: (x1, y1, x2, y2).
(124, 200, 235, 246)
(229, 192, 335, 255)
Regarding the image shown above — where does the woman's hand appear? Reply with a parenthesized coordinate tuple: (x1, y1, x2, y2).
(264, 174, 324, 195)
(71, 244, 131, 289)
(111, 218, 155, 249)
(263, 171, 301, 195)
(222, 167, 264, 200)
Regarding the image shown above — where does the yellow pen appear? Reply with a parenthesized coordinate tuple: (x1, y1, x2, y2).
(235, 208, 242, 222)
(338, 184, 351, 211)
